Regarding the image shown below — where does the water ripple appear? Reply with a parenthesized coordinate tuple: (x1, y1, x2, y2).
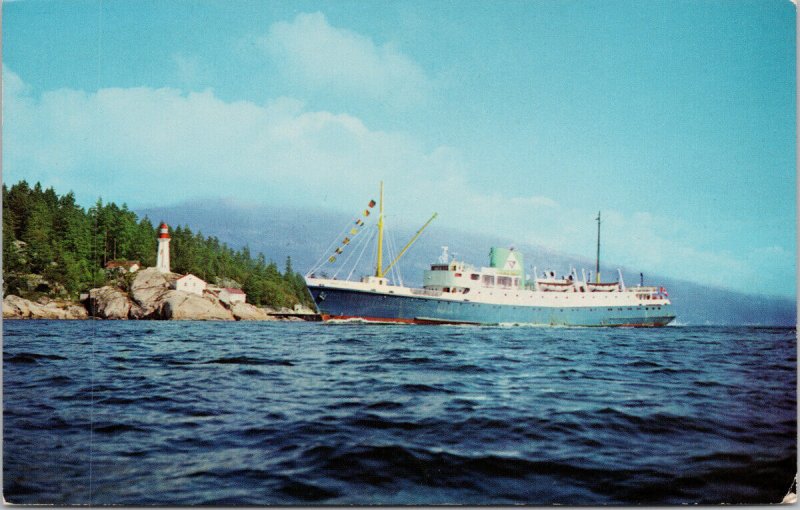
(3, 322, 795, 505)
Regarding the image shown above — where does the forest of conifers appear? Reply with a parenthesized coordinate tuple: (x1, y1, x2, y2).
(2, 180, 313, 308)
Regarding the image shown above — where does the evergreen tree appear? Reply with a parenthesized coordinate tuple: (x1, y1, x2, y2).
(2, 180, 313, 307)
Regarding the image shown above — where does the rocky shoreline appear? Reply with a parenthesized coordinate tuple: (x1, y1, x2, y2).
(3, 268, 318, 322)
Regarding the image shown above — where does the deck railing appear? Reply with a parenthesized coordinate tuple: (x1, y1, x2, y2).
(411, 288, 443, 297)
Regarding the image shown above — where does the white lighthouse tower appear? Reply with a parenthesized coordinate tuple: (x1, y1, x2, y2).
(156, 222, 171, 273)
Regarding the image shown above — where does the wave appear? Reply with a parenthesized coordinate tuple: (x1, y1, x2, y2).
(399, 383, 457, 394)
(4, 352, 67, 364)
(347, 414, 426, 431)
(93, 423, 148, 434)
(277, 480, 340, 501)
(626, 360, 661, 368)
(202, 357, 294, 366)
(667, 320, 690, 327)
(3, 321, 795, 505)
(365, 400, 405, 411)
(304, 443, 631, 490)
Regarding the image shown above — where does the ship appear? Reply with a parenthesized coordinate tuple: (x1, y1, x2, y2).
(304, 183, 676, 327)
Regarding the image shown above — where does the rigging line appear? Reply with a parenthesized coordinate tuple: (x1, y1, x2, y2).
(308, 222, 353, 275)
(388, 221, 403, 286)
(386, 225, 403, 287)
(383, 227, 392, 280)
(384, 224, 395, 280)
(344, 226, 374, 281)
(393, 229, 404, 287)
(347, 226, 377, 281)
(333, 223, 372, 279)
(387, 229, 399, 285)
(383, 221, 395, 283)
(307, 218, 365, 276)
(333, 223, 371, 280)
(382, 216, 392, 279)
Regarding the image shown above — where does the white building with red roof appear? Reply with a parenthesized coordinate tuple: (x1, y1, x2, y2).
(219, 287, 246, 304)
(105, 260, 141, 273)
(172, 274, 207, 296)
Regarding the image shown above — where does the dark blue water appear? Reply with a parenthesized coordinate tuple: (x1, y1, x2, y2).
(3, 321, 796, 505)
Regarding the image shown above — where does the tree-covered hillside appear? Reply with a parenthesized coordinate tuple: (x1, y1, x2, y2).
(2, 181, 313, 308)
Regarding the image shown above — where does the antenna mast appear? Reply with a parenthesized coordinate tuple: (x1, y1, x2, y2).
(595, 211, 601, 283)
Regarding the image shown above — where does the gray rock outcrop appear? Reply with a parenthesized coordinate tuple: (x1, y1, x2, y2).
(88, 286, 133, 319)
(129, 268, 173, 318)
(4, 295, 33, 319)
(65, 304, 89, 319)
(159, 290, 234, 320)
(5, 266, 311, 321)
(3, 295, 89, 320)
(230, 302, 273, 321)
(86, 268, 238, 320)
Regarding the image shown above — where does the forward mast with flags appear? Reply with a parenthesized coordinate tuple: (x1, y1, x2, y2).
(311, 181, 437, 285)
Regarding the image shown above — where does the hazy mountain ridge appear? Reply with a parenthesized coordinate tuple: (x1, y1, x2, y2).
(139, 200, 796, 327)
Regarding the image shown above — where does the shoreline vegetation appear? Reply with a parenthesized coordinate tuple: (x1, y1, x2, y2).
(3, 180, 318, 321)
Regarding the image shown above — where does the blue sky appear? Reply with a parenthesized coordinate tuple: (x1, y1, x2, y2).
(3, 0, 796, 297)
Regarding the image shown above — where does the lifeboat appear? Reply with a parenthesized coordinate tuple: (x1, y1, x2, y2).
(587, 282, 619, 292)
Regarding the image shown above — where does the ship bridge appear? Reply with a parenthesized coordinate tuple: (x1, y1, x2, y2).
(423, 246, 526, 294)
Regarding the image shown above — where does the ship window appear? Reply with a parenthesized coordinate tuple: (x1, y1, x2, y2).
(471, 274, 480, 280)
(497, 276, 513, 288)
(482, 275, 495, 287)
(431, 264, 448, 270)
(443, 287, 450, 292)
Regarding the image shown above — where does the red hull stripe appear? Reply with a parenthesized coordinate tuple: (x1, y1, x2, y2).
(322, 315, 669, 327)
(322, 315, 418, 324)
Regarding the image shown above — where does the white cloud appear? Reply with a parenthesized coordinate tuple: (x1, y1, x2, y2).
(3, 64, 790, 296)
(1, 65, 437, 211)
(259, 12, 431, 107)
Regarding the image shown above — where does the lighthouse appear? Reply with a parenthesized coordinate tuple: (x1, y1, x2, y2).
(156, 222, 171, 273)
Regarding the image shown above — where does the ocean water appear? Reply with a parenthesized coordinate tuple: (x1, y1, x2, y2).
(3, 321, 796, 505)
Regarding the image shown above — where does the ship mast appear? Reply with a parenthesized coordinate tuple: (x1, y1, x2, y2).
(595, 211, 601, 283)
(375, 181, 385, 277)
